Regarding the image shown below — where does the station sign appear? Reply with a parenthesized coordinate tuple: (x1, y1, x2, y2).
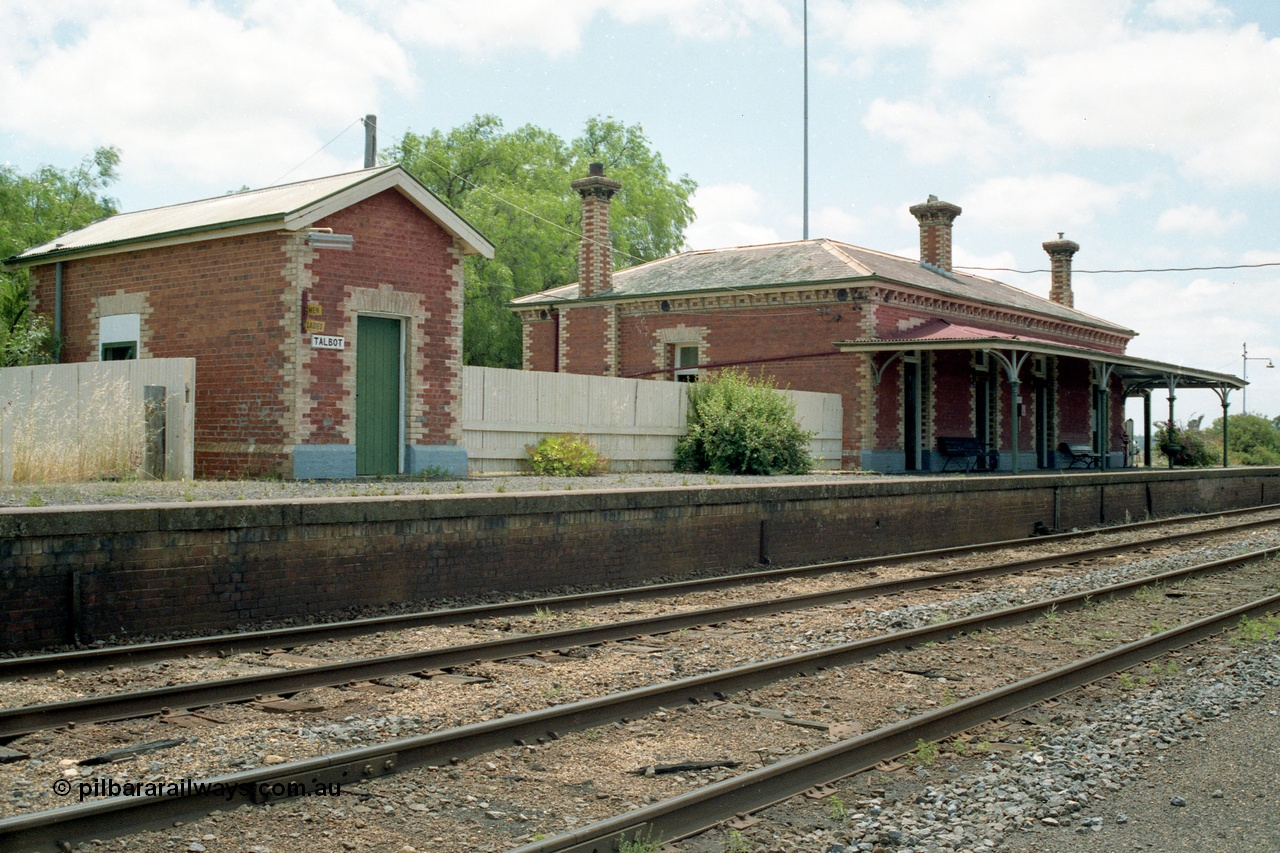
(311, 335, 345, 350)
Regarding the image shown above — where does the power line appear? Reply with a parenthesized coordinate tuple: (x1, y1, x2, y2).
(958, 261, 1280, 275)
(266, 118, 364, 188)
(403, 149, 651, 267)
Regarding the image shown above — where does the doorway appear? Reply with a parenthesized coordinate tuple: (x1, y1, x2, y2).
(356, 316, 402, 476)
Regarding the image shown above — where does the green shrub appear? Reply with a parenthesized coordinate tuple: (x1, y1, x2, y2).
(1155, 420, 1215, 467)
(674, 368, 814, 475)
(525, 434, 606, 476)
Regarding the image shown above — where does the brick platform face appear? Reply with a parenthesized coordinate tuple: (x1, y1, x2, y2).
(3, 469, 1277, 651)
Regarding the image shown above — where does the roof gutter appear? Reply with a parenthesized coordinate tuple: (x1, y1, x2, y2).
(3, 213, 287, 269)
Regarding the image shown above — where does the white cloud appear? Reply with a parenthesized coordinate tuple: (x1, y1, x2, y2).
(0, 1, 414, 192)
(1155, 204, 1246, 235)
(1144, 0, 1233, 26)
(1002, 27, 1280, 186)
(384, 0, 795, 57)
(817, 0, 1122, 77)
(862, 99, 1005, 166)
(961, 174, 1130, 236)
(685, 183, 783, 249)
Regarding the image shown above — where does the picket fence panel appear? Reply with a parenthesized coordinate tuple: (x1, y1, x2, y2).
(461, 367, 841, 473)
(0, 359, 195, 482)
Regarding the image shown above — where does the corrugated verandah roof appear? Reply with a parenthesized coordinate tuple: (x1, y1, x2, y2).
(512, 238, 1133, 336)
(833, 319, 1244, 390)
(4, 165, 494, 266)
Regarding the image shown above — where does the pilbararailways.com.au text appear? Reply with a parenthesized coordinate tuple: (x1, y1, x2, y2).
(52, 777, 342, 803)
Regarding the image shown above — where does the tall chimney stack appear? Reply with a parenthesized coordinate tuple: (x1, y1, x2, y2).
(1043, 233, 1080, 308)
(909, 195, 962, 272)
(571, 163, 622, 299)
(363, 115, 377, 169)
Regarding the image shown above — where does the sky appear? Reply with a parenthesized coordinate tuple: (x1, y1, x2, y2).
(3, 0, 1279, 425)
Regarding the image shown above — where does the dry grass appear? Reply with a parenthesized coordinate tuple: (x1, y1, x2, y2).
(2, 376, 143, 483)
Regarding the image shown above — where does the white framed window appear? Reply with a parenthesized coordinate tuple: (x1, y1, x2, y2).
(100, 313, 140, 361)
(1032, 354, 1048, 378)
(974, 350, 989, 372)
(674, 344, 700, 382)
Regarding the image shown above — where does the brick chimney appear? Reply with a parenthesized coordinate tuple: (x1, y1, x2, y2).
(909, 195, 962, 272)
(571, 163, 622, 299)
(1042, 233, 1080, 308)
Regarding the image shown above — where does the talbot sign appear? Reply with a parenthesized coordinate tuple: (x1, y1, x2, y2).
(310, 335, 345, 350)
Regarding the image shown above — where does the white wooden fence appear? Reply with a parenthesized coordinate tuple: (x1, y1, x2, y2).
(0, 359, 195, 482)
(461, 367, 842, 473)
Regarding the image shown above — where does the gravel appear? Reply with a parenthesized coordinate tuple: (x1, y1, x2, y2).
(0, 471, 878, 507)
(811, 642, 1280, 853)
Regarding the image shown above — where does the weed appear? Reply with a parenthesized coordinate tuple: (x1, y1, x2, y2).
(972, 739, 992, 754)
(1043, 603, 1060, 624)
(724, 829, 751, 852)
(1148, 618, 1167, 635)
(583, 728, 601, 742)
(1117, 671, 1144, 691)
(4, 374, 142, 482)
(949, 738, 970, 756)
(530, 833, 547, 842)
(940, 686, 958, 706)
(826, 795, 849, 822)
(907, 738, 939, 767)
(1133, 584, 1162, 602)
(1230, 613, 1280, 645)
(24, 494, 45, 507)
(618, 827, 663, 853)
(533, 605, 553, 622)
(525, 434, 607, 477)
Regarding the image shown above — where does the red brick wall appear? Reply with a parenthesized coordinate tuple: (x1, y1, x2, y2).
(561, 305, 611, 375)
(524, 315, 558, 372)
(32, 233, 295, 477)
(307, 190, 464, 446)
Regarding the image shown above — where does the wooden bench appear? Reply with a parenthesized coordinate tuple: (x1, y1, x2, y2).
(1058, 442, 1101, 469)
(937, 436, 994, 473)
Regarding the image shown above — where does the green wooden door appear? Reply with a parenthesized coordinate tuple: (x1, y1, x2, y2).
(356, 316, 401, 476)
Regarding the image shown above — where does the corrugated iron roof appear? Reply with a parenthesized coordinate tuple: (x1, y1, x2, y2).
(512, 238, 1132, 336)
(5, 165, 493, 266)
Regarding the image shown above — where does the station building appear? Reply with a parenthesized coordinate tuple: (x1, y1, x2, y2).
(513, 166, 1242, 473)
(5, 166, 493, 479)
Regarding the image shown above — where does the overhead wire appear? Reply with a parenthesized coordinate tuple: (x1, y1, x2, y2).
(266, 118, 364, 189)
(957, 261, 1280, 275)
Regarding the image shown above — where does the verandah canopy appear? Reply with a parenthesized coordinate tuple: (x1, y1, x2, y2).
(833, 321, 1245, 472)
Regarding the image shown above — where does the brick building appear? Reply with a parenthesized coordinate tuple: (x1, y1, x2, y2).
(513, 167, 1242, 473)
(5, 166, 493, 479)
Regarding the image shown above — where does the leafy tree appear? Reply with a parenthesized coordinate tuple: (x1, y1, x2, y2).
(0, 146, 121, 365)
(1208, 413, 1280, 466)
(675, 369, 814, 475)
(387, 116, 696, 367)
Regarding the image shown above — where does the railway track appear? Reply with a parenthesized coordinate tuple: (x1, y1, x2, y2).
(5, 503, 1277, 681)
(2, 509, 1277, 741)
(2, 535, 1277, 852)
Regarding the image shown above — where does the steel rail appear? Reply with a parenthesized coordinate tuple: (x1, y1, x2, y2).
(4, 503, 1276, 679)
(2, 516, 1277, 741)
(509, 590, 1280, 853)
(2, 546, 1277, 851)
